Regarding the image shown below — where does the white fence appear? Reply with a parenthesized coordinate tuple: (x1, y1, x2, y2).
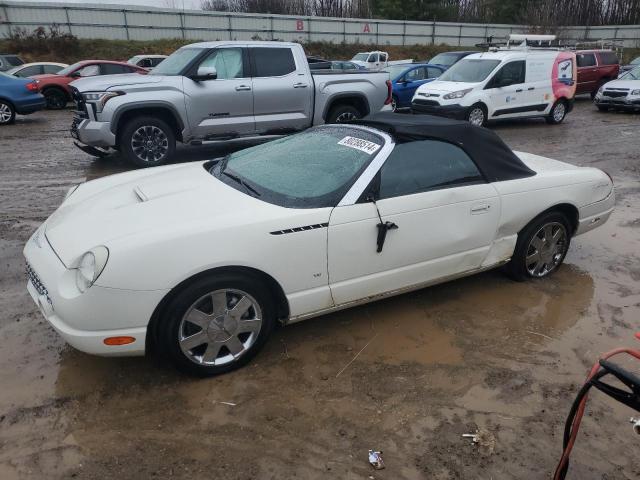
(1, 1, 640, 47)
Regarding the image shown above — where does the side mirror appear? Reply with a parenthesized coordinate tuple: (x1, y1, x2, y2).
(191, 66, 217, 81)
(69, 71, 81, 78)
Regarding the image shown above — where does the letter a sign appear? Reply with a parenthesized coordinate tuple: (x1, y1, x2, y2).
(363, 23, 370, 33)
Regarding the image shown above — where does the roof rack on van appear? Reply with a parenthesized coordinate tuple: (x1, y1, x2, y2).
(565, 39, 624, 58)
(478, 34, 567, 52)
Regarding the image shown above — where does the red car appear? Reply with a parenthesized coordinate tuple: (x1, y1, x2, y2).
(575, 50, 620, 98)
(31, 60, 147, 109)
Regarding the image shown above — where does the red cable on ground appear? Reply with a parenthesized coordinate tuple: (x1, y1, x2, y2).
(553, 333, 640, 480)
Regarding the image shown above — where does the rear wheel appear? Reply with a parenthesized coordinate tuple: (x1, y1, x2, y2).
(0, 100, 16, 125)
(466, 104, 486, 127)
(546, 100, 567, 124)
(43, 88, 67, 110)
(158, 273, 276, 376)
(119, 116, 176, 168)
(391, 95, 399, 112)
(326, 104, 362, 123)
(506, 211, 571, 281)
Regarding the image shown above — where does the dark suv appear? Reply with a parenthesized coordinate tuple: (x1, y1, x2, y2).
(575, 50, 620, 98)
(0, 54, 25, 72)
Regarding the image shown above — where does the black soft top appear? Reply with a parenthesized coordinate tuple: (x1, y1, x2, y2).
(351, 112, 535, 182)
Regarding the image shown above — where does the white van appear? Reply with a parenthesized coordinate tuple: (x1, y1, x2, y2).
(411, 41, 577, 126)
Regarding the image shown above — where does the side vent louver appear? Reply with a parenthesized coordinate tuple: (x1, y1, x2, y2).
(270, 223, 328, 235)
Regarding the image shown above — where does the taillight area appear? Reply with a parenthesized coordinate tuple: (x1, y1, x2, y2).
(384, 80, 393, 105)
(25, 82, 39, 93)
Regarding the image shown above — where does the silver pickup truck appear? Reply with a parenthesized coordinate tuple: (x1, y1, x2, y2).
(70, 41, 392, 167)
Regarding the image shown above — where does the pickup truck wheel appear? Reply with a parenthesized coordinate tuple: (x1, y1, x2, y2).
(120, 116, 176, 168)
(506, 211, 571, 281)
(0, 100, 16, 125)
(158, 273, 276, 377)
(43, 88, 67, 110)
(327, 105, 361, 123)
(545, 100, 567, 125)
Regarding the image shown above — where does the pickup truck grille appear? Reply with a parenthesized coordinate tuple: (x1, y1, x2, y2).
(70, 87, 88, 117)
(603, 90, 628, 98)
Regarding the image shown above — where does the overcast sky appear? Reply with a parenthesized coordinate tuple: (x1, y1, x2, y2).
(12, 0, 204, 9)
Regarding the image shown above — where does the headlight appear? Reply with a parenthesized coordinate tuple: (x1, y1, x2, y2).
(631, 89, 640, 96)
(82, 91, 124, 113)
(598, 86, 604, 94)
(443, 88, 473, 100)
(75, 246, 109, 293)
(64, 185, 79, 200)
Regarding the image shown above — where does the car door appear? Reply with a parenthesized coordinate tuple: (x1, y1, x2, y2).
(394, 67, 426, 107)
(576, 52, 598, 94)
(181, 46, 255, 138)
(485, 60, 527, 118)
(250, 46, 313, 133)
(328, 139, 500, 306)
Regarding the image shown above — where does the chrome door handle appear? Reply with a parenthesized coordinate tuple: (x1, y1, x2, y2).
(293, 82, 308, 88)
(235, 85, 251, 91)
(516, 89, 523, 92)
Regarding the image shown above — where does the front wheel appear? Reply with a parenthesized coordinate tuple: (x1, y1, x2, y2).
(120, 116, 176, 168)
(506, 211, 571, 281)
(466, 104, 486, 127)
(0, 100, 16, 125)
(158, 273, 276, 376)
(391, 95, 399, 112)
(326, 104, 361, 123)
(546, 100, 567, 124)
(43, 88, 67, 110)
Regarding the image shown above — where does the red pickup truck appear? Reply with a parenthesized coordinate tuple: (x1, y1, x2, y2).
(31, 60, 147, 109)
(575, 50, 620, 98)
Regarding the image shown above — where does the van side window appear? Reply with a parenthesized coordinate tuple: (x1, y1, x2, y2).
(489, 60, 525, 87)
(378, 140, 484, 199)
(598, 51, 619, 66)
(577, 53, 596, 67)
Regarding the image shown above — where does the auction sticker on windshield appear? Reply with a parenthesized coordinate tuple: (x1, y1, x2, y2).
(338, 136, 381, 155)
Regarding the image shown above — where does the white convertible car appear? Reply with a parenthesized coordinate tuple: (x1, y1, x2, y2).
(24, 113, 614, 376)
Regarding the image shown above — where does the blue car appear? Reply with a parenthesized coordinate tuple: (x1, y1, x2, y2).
(0, 71, 46, 125)
(387, 63, 445, 111)
(428, 51, 477, 71)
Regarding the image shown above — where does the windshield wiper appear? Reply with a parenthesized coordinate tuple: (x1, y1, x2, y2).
(221, 170, 261, 197)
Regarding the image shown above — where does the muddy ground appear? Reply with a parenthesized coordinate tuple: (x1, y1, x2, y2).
(1, 100, 639, 479)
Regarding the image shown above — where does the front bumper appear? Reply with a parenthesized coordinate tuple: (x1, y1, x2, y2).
(23, 227, 169, 357)
(71, 114, 117, 148)
(594, 95, 640, 109)
(411, 100, 468, 120)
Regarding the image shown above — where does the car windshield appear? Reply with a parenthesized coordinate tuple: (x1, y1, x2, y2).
(387, 65, 411, 79)
(438, 59, 501, 83)
(429, 53, 460, 67)
(352, 53, 369, 61)
(57, 62, 84, 76)
(213, 126, 384, 208)
(150, 48, 202, 76)
(622, 65, 640, 80)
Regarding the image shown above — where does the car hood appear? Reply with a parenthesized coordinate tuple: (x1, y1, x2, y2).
(43, 162, 278, 266)
(415, 80, 479, 94)
(603, 78, 640, 89)
(70, 73, 162, 92)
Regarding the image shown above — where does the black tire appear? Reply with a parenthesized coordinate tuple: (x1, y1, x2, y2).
(158, 273, 277, 377)
(43, 88, 67, 110)
(391, 95, 399, 112)
(466, 103, 487, 127)
(546, 100, 567, 125)
(326, 104, 362, 123)
(0, 99, 16, 125)
(119, 116, 176, 168)
(505, 211, 571, 282)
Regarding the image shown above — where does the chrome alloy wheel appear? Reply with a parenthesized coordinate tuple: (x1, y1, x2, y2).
(335, 111, 358, 122)
(468, 107, 484, 126)
(391, 97, 398, 112)
(131, 125, 169, 163)
(0, 103, 12, 124)
(178, 289, 263, 366)
(553, 102, 566, 122)
(525, 222, 568, 277)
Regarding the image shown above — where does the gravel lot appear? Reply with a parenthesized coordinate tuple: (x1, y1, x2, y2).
(1, 99, 639, 479)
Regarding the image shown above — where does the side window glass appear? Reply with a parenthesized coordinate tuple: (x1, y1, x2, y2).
(101, 64, 130, 75)
(252, 48, 296, 77)
(406, 68, 426, 81)
(490, 61, 525, 87)
(381, 53, 388, 62)
(77, 65, 100, 77)
(200, 48, 244, 79)
(43, 64, 61, 74)
(18, 65, 40, 77)
(379, 140, 483, 199)
(427, 66, 442, 78)
(369, 54, 378, 63)
(577, 53, 596, 67)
